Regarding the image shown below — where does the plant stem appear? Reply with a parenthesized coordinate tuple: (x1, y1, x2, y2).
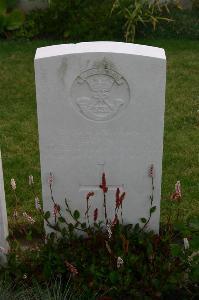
(140, 175, 154, 232)
(103, 192, 108, 224)
(121, 202, 123, 225)
(85, 199, 90, 227)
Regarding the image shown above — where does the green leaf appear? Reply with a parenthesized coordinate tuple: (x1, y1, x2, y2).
(68, 223, 74, 232)
(129, 255, 138, 264)
(81, 222, 87, 229)
(58, 216, 66, 223)
(190, 235, 199, 251)
(61, 227, 67, 236)
(7, 0, 18, 10)
(6, 9, 25, 31)
(188, 217, 199, 231)
(150, 206, 156, 214)
(44, 211, 50, 220)
(26, 230, 32, 241)
(0, 0, 6, 14)
(170, 243, 182, 257)
(140, 217, 147, 223)
(109, 271, 119, 284)
(147, 243, 153, 256)
(43, 263, 52, 278)
(73, 210, 80, 220)
(0, 15, 6, 33)
(134, 223, 140, 231)
(190, 266, 199, 283)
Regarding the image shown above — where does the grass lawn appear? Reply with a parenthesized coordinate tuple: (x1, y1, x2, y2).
(0, 39, 198, 225)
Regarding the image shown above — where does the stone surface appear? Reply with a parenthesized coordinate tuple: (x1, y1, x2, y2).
(34, 42, 166, 232)
(18, 0, 48, 12)
(0, 149, 8, 264)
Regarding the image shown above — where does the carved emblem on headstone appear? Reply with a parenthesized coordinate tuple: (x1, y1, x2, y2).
(71, 60, 130, 121)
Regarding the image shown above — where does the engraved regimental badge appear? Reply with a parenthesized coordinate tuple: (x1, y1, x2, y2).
(71, 60, 130, 121)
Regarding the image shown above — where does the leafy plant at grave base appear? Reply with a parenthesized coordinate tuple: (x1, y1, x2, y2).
(111, 0, 179, 42)
(0, 279, 18, 300)
(0, 0, 25, 38)
(1, 167, 199, 299)
(0, 277, 75, 300)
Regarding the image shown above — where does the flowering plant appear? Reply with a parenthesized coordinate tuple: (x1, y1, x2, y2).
(3, 167, 198, 299)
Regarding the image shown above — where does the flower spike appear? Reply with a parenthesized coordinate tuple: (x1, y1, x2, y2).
(100, 172, 108, 193)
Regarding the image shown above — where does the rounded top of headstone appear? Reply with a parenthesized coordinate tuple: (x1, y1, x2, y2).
(35, 41, 166, 61)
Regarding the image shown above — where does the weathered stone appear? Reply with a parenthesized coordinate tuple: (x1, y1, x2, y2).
(0, 149, 8, 264)
(35, 42, 166, 232)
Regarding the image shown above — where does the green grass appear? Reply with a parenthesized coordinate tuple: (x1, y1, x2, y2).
(0, 39, 198, 224)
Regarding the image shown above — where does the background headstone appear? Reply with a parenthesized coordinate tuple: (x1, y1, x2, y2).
(18, 0, 48, 12)
(35, 42, 166, 232)
(0, 149, 9, 264)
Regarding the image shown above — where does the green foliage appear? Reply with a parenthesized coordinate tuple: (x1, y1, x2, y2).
(192, 0, 199, 11)
(141, 4, 199, 40)
(0, 0, 24, 37)
(26, 277, 73, 300)
(0, 280, 16, 300)
(11, 0, 199, 41)
(4, 217, 199, 298)
(0, 277, 74, 300)
(15, 0, 123, 41)
(111, 0, 174, 42)
(1, 172, 198, 299)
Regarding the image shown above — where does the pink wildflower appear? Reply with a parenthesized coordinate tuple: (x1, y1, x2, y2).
(115, 188, 126, 209)
(86, 191, 94, 201)
(35, 197, 41, 210)
(183, 238, 189, 250)
(175, 181, 181, 197)
(23, 212, 36, 224)
(115, 188, 120, 208)
(171, 180, 182, 201)
(99, 173, 108, 193)
(29, 175, 34, 186)
(107, 224, 112, 239)
(111, 215, 118, 227)
(65, 261, 78, 275)
(0, 247, 6, 254)
(11, 178, 16, 190)
(149, 164, 155, 178)
(53, 203, 60, 217)
(13, 209, 18, 219)
(48, 172, 53, 186)
(117, 257, 124, 269)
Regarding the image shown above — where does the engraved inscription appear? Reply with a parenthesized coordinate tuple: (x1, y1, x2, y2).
(71, 60, 130, 121)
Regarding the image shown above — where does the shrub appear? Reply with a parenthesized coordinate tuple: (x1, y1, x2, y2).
(13, 0, 199, 41)
(111, 0, 174, 42)
(138, 3, 199, 40)
(0, 277, 74, 300)
(0, 0, 25, 38)
(1, 170, 198, 299)
(192, 0, 199, 11)
(15, 0, 123, 41)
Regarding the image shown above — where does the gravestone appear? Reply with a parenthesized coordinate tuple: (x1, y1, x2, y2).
(34, 42, 166, 232)
(18, 0, 48, 12)
(0, 149, 9, 264)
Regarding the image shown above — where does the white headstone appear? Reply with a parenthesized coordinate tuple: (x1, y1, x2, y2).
(34, 42, 166, 232)
(0, 149, 9, 264)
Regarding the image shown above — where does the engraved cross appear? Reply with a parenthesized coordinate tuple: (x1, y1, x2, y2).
(79, 163, 124, 193)
(79, 163, 125, 222)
